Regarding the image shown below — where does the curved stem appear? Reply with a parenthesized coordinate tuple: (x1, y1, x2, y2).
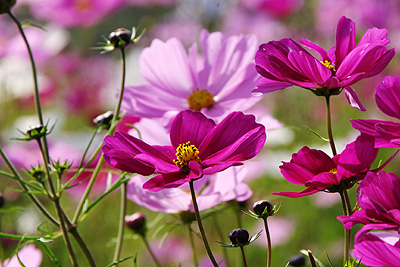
(68, 224, 96, 267)
(239, 246, 248, 267)
(112, 182, 127, 265)
(112, 47, 126, 122)
(189, 180, 219, 267)
(141, 234, 161, 267)
(339, 190, 351, 266)
(188, 224, 198, 267)
(263, 218, 272, 267)
(325, 95, 337, 156)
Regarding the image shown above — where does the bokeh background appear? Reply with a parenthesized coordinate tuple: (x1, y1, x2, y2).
(1, 0, 400, 266)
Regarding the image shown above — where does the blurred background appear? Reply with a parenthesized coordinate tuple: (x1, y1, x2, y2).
(0, 0, 400, 266)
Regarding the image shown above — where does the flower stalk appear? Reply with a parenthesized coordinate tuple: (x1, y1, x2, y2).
(262, 218, 272, 267)
(189, 180, 219, 267)
(239, 246, 248, 267)
(325, 95, 337, 156)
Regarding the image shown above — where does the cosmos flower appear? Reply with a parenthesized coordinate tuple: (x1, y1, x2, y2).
(254, 16, 394, 110)
(121, 29, 261, 124)
(273, 135, 377, 197)
(103, 110, 266, 191)
(2, 244, 42, 267)
(351, 76, 400, 148)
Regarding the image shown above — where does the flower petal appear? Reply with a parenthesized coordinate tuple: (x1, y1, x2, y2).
(376, 76, 400, 120)
(335, 16, 355, 68)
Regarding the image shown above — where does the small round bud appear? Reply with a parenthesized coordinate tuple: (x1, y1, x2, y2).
(93, 111, 114, 129)
(0, 0, 16, 14)
(228, 228, 249, 245)
(252, 200, 273, 216)
(108, 28, 131, 48)
(179, 211, 196, 224)
(125, 213, 146, 235)
(288, 254, 306, 267)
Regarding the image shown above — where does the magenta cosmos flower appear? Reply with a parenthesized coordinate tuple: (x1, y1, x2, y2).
(274, 135, 377, 197)
(352, 76, 400, 148)
(102, 110, 266, 191)
(122, 29, 260, 123)
(254, 16, 394, 110)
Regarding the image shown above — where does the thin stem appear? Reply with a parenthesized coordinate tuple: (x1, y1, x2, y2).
(235, 202, 243, 228)
(325, 95, 337, 156)
(262, 218, 272, 267)
(212, 215, 229, 267)
(339, 190, 351, 267)
(112, 47, 126, 122)
(189, 180, 219, 267)
(325, 96, 337, 156)
(188, 224, 198, 267)
(68, 225, 96, 267)
(239, 246, 248, 267)
(0, 147, 58, 226)
(112, 182, 127, 265)
(141, 235, 161, 267)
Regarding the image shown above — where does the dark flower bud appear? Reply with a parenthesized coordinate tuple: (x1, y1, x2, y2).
(26, 125, 45, 139)
(125, 212, 146, 235)
(179, 210, 196, 224)
(0, 193, 4, 209)
(228, 228, 249, 245)
(0, 0, 16, 14)
(93, 111, 114, 129)
(108, 28, 132, 48)
(288, 254, 306, 267)
(27, 164, 45, 183)
(252, 200, 274, 217)
(52, 160, 71, 177)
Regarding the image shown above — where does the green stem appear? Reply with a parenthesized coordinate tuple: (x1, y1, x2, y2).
(325, 95, 337, 156)
(68, 225, 96, 267)
(112, 47, 126, 122)
(188, 224, 198, 267)
(141, 235, 161, 267)
(112, 182, 127, 265)
(239, 246, 248, 267)
(263, 218, 272, 267)
(212, 215, 229, 267)
(235, 202, 243, 228)
(339, 190, 350, 267)
(189, 180, 219, 267)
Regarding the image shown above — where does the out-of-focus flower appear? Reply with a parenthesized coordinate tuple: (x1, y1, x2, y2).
(240, 0, 304, 18)
(127, 0, 176, 7)
(103, 110, 266, 191)
(352, 231, 400, 267)
(2, 244, 42, 267)
(274, 135, 378, 197)
(122, 29, 261, 124)
(254, 16, 394, 111)
(126, 164, 254, 214)
(29, 0, 126, 28)
(351, 76, 400, 148)
(338, 171, 400, 231)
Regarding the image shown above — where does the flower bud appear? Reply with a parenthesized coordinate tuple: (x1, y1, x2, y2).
(125, 212, 146, 235)
(52, 160, 71, 177)
(0, 193, 4, 209)
(252, 200, 274, 217)
(0, 0, 16, 14)
(27, 165, 45, 183)
(108, 28, 131, 48)
(228, 228, 249, 245)
(288, 254, 306, 267)
(179, 210, 196, 224)
(93, 111, 114, 129)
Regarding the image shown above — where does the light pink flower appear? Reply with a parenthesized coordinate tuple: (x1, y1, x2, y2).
(2, 244, 42, 267)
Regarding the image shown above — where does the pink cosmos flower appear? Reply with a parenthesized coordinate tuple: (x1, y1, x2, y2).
(127, 165, 253, 213)
(122, 30, 261, 123)
(351, 76, 400, 148)
(2, 244, 42, 267)
(274, 135, 377, 197)
(240, 0, 304, 18)
(254, 16, 394, 111)
(30, 0, 126, 28)
(103, 110, 266, 191)
(352, 231, 400, 267)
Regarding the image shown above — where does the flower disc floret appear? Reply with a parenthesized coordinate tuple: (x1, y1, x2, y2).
(187, 89, 215, 111)
(174, 141, 201, 170)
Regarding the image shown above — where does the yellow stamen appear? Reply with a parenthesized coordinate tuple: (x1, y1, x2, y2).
(187, 89, 214, 111)
(320, 60, 335, 72)
(174, 141, 201, 169)
(330, 168, 337, 174)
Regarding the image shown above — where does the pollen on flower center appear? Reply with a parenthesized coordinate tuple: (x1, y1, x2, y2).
(320, 60, 336, 73)
(330, 168, 337, 174)
(174, 141, 201, 169)
(187, 89, 215, 111)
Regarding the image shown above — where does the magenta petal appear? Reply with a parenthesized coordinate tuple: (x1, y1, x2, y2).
(170, 110, 216, 148)
(375, 121, 400, 148)
(358, 28, 390, 46)
(335, 16, 355, 68)
(298, 38, 329, 60)
(272, 187, 319, 198)
(376, 76, 400, 120)
(344, 86, 366, 111)
(305, 172, 339, 188)
(252, 78, 292, 94)
(279, 161, 317, 185)
(142, 172, 192, 192)
(350, 118, 382, 137)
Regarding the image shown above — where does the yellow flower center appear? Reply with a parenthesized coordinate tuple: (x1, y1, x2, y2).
(330, 168, 337, 174)
(75, 0, 91, 11)
(320, 60, 335, 73)
(187, 89, 215, 111)
(174, 141, 201, 169)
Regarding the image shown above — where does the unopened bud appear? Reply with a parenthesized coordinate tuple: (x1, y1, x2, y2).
(252, 200, 274, 217)
(108, 28, 131, 48)
(228, 228, 249, 246)
(125, 212, 146, 235)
